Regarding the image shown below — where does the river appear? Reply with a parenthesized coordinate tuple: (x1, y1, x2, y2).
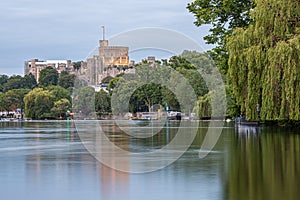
(0, 120, 299, 200)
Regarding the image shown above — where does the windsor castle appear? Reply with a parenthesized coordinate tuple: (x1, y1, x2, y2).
(24, 34, 133, 85)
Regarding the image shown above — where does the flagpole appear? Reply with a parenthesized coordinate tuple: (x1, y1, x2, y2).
(101, 26, 105, 40)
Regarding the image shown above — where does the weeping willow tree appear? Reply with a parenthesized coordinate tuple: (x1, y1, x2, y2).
(193, 92, 212, 119)
(227, 0, 300, 121)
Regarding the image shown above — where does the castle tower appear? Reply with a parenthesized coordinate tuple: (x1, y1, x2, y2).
(80, 27, 130, 85)
(100, 40, 108, 47)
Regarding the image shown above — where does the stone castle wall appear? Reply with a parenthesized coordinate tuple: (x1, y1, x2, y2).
(24, 39, 131, 85)
(24, 59, 75, 82)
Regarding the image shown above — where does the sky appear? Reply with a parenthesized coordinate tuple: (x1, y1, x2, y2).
(0, 0, 213, 75)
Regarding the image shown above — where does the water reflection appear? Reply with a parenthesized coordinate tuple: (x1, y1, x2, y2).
(100, 165, 130, 200)
(1, 121, 300, 200)
(228, 126, 300, 200)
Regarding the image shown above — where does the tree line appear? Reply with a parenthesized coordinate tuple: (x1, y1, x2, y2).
(188, 0, 300, 123)
(0, 66, 111, 120)
(71, 51, 227, 121)
(71, 51, 212, 119)
(3, 0, 298, 122)
(1, 49, 236, 120)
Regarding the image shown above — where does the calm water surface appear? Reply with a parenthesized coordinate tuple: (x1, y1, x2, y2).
(0, 120, 299, 200)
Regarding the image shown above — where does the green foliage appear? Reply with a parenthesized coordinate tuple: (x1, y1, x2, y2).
(107, 74, 125, 92)
(23, 86, 72, 120)
(39, 66, 59, 87)
(0, 74, 36, 92)
(226, 86, 240, 117)
(187, 0, 254, 45)
(111, 64, 170, 115)
(174, 51, 219, 115)
(73, 86, 95, 117)
(58, 71, 75, 89)
(161, 87, 180, 111)
(193, 92, 212, 119)
(169, 56, 195, 70)
(72, 61, 82, 71)
(0, 92, 8, 111)
(227, 0, 300, 120)
(101, 76, 114, 84)
(107, 76, 121, 92)
(23, 73, 37, 89)
(24, 88, 55, 119)
(95, 90, 111, 117)
(187, 0, 255, 74)
(168, 51, 210, 103)
(0, 88, 31, 118)
(177, 68, 208, 97)
(111, 78, 138, 114)
(0, 75, 9, 92)
(51, 98, 71, 119)
(0, 75, 8, 84)
(3, 75, 26, 91)
(193, 89, 227, 119)
(0, 72, 71, 119)
(5, 89, 30, 111)
(130, 83, 163, 113)
(46, 85, 71, 102)
(110, 51, 211, 115)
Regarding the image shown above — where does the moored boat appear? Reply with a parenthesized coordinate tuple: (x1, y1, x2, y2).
(235, 116, 259, 126)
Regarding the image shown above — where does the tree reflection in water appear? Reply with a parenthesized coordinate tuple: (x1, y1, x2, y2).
(228, 125, 300, 200)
